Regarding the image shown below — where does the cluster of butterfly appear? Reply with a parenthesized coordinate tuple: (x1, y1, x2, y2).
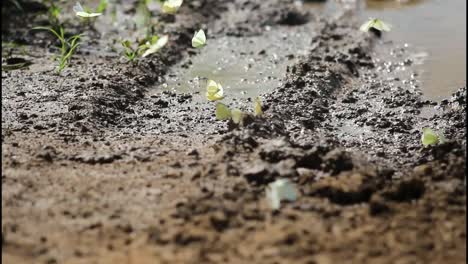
(206, 80, 263, 125)
(77, 2, 446, 148)
(73, 1, 201, 57)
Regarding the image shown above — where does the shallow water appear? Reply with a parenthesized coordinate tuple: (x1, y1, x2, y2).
(156, 0, 465, 102)
(305, 0, 466, 101)
(154, 24, 316, 103)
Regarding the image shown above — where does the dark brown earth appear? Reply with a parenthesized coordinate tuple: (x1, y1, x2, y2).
(2, 0, 466, 263)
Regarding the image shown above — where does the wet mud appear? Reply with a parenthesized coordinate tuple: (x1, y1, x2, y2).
(2, 0, 466, 263)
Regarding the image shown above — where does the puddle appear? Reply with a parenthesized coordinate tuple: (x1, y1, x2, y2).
(152, 24, 316, 103)
(304, 0, 466, 101)
(154, 0, 464, 103)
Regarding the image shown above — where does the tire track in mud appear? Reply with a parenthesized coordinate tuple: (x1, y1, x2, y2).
(2, 1, 466, 263)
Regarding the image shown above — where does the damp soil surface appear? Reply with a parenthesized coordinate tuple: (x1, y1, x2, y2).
(2, 0, 466, 263)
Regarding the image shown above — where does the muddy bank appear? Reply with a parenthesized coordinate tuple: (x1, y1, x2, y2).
(2, 0, 466, 263)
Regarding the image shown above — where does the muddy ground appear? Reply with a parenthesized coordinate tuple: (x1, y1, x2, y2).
(1, 0, 466, 263)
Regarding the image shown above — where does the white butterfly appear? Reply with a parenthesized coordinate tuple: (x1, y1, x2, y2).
(142, 35, 169, 57)
(192, 29, 206, 48)
(162, 0, 183, 14)
(266, 179, 298, 210)
(206, 80, 224, 101)
(73, 2, 102, 18)
(360, 18, 391, 32)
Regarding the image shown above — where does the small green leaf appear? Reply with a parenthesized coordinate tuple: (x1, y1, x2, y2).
(121, 40, 132, 48)
(96, 0, 108, 13)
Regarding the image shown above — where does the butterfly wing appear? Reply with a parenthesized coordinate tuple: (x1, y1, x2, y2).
(278, 180, 298, 201)
(254, 97, 263, 116)
(78, 12, 102, 17)
(73, 2, 84, 13)
(373, 19, 391, 32)
(266, 184, 281, 210)
(421, 128, 439, 147)
(359, 19, 374, 32)
(142, 35, 168, 57)
(215, 103, 231, 120)
(267, 179, 298, 210)
(206, 80, 223, 101)
(231, 109, 243, 124)
(192, 30, 206, 48)
(379, 20, 392, 32)
(162, 0, 183, 14)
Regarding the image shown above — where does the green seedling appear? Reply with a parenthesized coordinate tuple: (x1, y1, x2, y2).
(48, 3, 61, 26)
(421, 128, 445, 147)
(121, 40, 141, 62)
(162, 0, 183, 14)
(96, 0, 108, 13)
(360, 18, 391, 32)
(192, 29, 206, 48)
(33, 26, 82, 73)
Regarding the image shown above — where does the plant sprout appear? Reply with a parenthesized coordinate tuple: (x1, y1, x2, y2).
(266, 179, 298, 210)
(96, 0, 108, 14)
(421, 128, 445, 147)
(46, 1, 61, 27)
(192, 29, 206, 48)
(33, 26, 82, 73)
(162, 0, 183, 14)
(121, 40, 143, 62)
(206, 80, 224, 101)
(73, 2, 102, 18)
(360, 18, 391, 32)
